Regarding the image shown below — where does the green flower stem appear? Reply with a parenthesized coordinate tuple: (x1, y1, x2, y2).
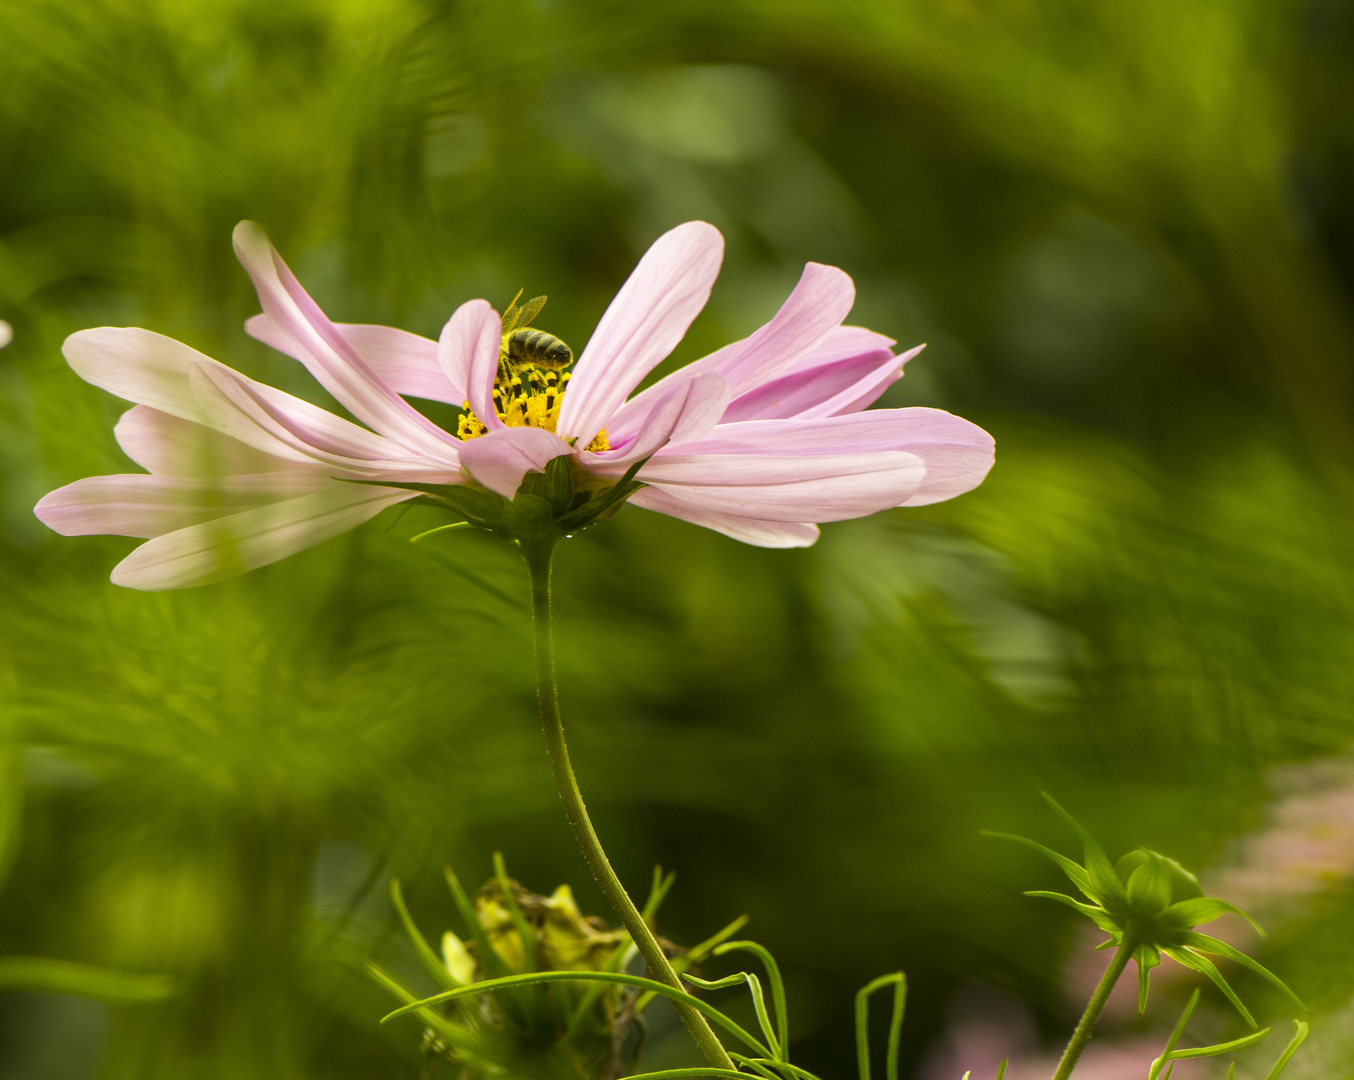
(1052, 942, 1135, 1080)
(523, 537, 736, 1073)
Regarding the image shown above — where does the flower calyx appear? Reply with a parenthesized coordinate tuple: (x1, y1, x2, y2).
(988, 794, 1305, 1026)
(346, 453, 649, 548)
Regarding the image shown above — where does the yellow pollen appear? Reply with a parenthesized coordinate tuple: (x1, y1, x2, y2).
(456, 333, 610, 452)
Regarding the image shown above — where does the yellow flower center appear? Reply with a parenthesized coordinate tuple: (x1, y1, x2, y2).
(456, 327, 609, 452)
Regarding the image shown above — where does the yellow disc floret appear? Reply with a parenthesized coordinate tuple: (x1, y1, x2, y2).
(456, 295, 609, 452)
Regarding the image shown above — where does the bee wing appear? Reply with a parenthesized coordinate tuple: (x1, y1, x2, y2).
(514, 295, 548, 329)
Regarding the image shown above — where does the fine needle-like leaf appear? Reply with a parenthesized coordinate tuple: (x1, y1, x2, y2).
(380, 969, 772, 1057)
(995, 1061, 1007, 1080)
(389, 878, 462, 991)
(855, 972, 906, 1080)
(1148, 990, 1199, 1080)
(1164, 1027, 1271, 1060)
(716, 941, 790, 1061)
(492, 852, 538, 973)
(983, 832, 1096, 900)
(1262, 1021, 1308, 1080)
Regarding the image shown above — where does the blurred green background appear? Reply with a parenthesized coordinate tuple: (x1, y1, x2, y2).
(4, 0, 1354, 1076)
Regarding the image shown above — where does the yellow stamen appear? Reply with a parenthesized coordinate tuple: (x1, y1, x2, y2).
(457, 328, 610, 452)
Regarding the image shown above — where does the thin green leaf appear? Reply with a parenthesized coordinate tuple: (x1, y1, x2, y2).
(686, 972, 754, 991)
(492, 852, 538, 974)
(984, 832, 1095, 900)
(381, 969, 772, 1057)
(733, 1055, 824, 1080)
(1181, 933, 1306, 1012)
(1147, 991, 1198, 1080)
(642, 866, 677, 926)
(1165, 1027, 1271, 1060)
(565, 940, 634, 1037)
(685, 969, 780, 1057)
(639, 913, 749, 1014)
(855, 972, 905, 1080)
(1162, 898, 1265, 936)
(443, 866, 511, 980)
(716, 942, 790, 1062)
(0, 957, 174, 1002)
(995, 1061, 1007, 1080)
(365, 962, 483, 1054)
(1262, 1021, 1308, 1080)
(1041, 794, 1127, 905)
(389, 879, 462, 992)
(1162, 948, 1256, 1029)
(410, 521, 473, 543)
(618, 1072, 750, 1080)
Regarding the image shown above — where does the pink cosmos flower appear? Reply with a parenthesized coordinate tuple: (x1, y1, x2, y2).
(35, 221, 993, 590)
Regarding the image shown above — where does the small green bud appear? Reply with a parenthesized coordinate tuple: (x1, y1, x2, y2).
(988, 794, 1305, 1026)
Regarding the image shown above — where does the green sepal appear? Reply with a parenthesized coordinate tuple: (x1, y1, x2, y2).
(1126, 852, 1173, 915)
(1161, 946, 1256, 1029)
(1042, 794, 1127, 907)
(1163, 897, 1264, 935)
(984, 831, 1096, 900)
(1023, 890, 1118, 933)
(1180, 932, 1306, 1012)
(1133, 943, 1161, 1014)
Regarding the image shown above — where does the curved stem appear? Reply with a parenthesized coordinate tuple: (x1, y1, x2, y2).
(523, 537, 736, 1072)
(1052, 942, 1134, 1080)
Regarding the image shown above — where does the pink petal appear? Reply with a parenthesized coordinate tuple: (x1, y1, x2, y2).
(35, 471, 336, 538)
(661, 409, 994, 507)
(108, 484, 414, 591)
(608, 266, 860, 439)
(557, 221, 724, 448)
(115, 406, 299, 476)
(64, 327, 341, 467)
(719, 349, 897, 423)
(232, 221, 461, 462)
(638, 451, 925, 522)
(584, 373, 731, 468)
(438, 300, 502, 431)
(247, 315, 459, 403)
(456, 427, 571, 499)
(629, 486, 819, 548)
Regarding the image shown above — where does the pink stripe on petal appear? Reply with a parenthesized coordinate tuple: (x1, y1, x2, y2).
(629, 486, 819, 547)
(247, 315, 458, 404)
(457, 426, 571, 499)
(109, 484, 413, 591)
(558, 221, 724, 447)
(719, 350, 895, 423)
(232, 222, 461, 460)
(639, 451, 925, 522)
(438, 300, 502, 430)
(35, 471, 336, 538)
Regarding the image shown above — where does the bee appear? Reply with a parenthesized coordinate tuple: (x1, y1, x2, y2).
(492, 291, 575, 422)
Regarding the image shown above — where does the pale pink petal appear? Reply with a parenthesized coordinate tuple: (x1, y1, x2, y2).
(456, 427, 571, 499)
(584, 373, 731, 468)
(629, 486, 819, 548)
(114, 406, 300, 477)
(638, 451, 925, 522)
(232, 221, 461, 462)
(557, 222, 724, 447)
(188, 364, 443, 475)
(108, 485, 414, 591)
(246, 315, 459, 403)
(438, 300, 502, 430)
(607, 270, 862, 440)
(35, 471, 336, 538)
(720, 350, 895, 423)
(64, 327, 335, 466)
(660, 409, 994, 507)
